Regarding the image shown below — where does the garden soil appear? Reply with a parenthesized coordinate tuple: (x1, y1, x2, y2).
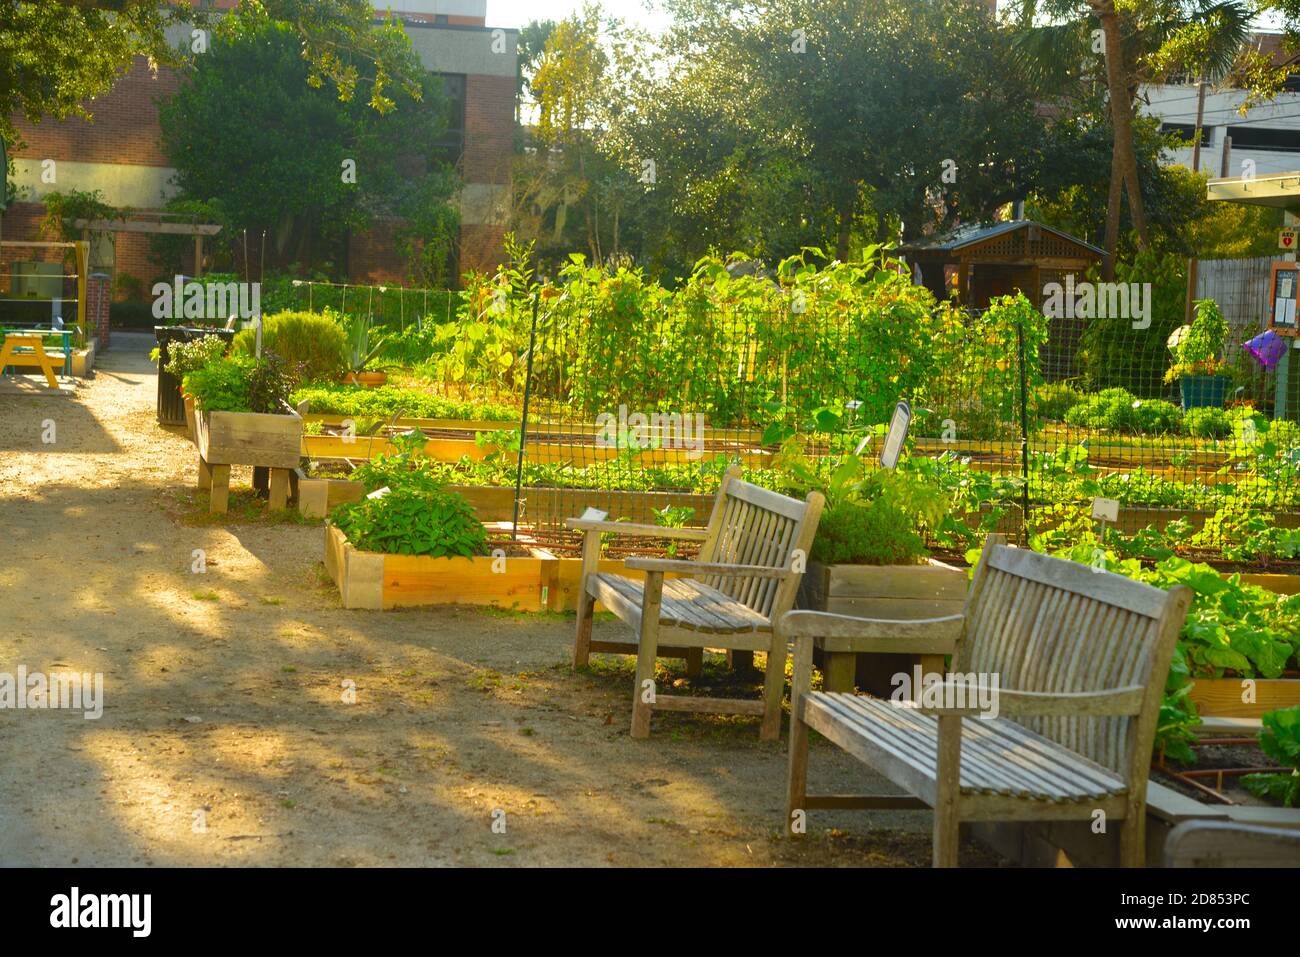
(0, 335, 1006, 867)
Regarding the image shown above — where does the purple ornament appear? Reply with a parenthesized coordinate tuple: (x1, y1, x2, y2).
(1245, 329, 1288, 371)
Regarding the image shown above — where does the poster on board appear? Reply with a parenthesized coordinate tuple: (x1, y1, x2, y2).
(1270, 261, 1300, 337)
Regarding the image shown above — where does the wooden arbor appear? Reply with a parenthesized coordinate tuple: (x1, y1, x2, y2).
(784, 534, 1192, 867)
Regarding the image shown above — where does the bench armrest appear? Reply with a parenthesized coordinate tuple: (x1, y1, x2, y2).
(780, 610, 963, 655)
(623, 557, 795, 579)
(564, 518, 708, 541)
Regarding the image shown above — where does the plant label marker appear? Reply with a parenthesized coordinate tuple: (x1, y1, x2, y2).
(1091, 497, 1119, 523)
(878, 400, 912, 470)
(579, 507, 608, 522)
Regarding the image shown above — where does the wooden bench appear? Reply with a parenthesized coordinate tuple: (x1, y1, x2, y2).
(0, 332, 60, 388)
(568, 465, 824, 740)
(1164, 820, 1300, 867)
(784, 533, 1192, 866)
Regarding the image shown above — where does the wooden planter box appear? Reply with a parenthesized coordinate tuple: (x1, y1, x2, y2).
(1187, 677, 1300, 719)
(325, 524, 558, 611)
(196, 408, 302, 467)
(195, 408, 303, 513)
(799, 559, 968, 694)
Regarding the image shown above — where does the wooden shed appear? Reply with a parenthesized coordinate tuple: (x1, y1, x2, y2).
(899, 219, 1104, 311)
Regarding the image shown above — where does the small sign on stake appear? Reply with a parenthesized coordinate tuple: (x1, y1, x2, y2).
(878, 400, 912, 470)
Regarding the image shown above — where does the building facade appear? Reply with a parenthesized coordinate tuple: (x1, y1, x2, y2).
(3, 1, 516, 291)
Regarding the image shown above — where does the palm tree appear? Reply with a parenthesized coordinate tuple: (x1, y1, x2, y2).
(1013, 0, 1252, 277)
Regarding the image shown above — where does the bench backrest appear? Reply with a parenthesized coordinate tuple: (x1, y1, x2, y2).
(958, 534, 1191, 782)
(697, 466, 824, 621)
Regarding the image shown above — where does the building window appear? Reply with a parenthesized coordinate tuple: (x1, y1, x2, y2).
(1160, 122, 1213, 147)
(434, 73, 466, 165)
(1226, 125, 1300, 153)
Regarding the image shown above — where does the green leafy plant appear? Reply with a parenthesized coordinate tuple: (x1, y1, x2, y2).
(1183, 406, 1231, 438)
(331, 485, 489, 558)
(289, 383, 517, 422)
(183, 354, 255, 412)
(810, 496, 928, 566)
(1242, 706, 1300, 807)
(1165, 298, 1230, 383)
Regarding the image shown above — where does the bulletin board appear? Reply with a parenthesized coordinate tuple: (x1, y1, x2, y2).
(1270, 261, 1300, 337)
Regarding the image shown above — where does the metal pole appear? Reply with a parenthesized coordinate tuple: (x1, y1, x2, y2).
(1017, 319, 1031, 542)
(512, 293, 540, 540)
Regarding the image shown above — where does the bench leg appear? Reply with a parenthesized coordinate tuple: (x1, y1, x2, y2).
(727, 649, 755, 676)
(268, 468, 290, 510)
(1120, 804, 1146, 867)
(759, 635, 787, 741)
(933, 714, 961, 868)
(786, 634, 814, 835)
(823, 652, 856, 693)
(684, 647, 703, 678)
(574, 591, 594, 668)
(630, 572, 664, 739)
(209, 464, 231, 514)
(574, 531, 600, 669)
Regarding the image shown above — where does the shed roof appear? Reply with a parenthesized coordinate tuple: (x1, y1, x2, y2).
(898, 219, 1105, 259)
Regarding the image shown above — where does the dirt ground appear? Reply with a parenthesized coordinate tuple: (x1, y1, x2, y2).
(0, 335, 1006, 867)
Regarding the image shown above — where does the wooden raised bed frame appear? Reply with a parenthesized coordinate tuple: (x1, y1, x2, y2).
(196, 408, 302, 514)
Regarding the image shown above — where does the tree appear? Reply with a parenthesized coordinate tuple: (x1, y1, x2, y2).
(1013, 0, 1255, 275)
(0, 0, 424, 146)
(158, 7, 457, 281)
(613, 0, 1053, 261)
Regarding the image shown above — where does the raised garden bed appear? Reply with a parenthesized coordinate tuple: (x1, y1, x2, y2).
(324, 523, 556, 611)
(798, 559, 967, 693)
(196, 408, 303, 514)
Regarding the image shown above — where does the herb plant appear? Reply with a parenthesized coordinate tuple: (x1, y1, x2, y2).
(331, 485, 489, 558)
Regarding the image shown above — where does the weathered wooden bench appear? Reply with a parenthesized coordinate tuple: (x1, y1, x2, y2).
(784, 533, 1192, 866)
(1164, 820, 1300, 867)
(568, 465, 824, 740)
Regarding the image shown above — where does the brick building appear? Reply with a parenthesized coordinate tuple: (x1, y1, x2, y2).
(2, 0, 517, 293)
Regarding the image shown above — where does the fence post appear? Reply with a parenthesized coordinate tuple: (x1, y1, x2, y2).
(512, 292, 541, 540)
(1017, 318, 1031, 543)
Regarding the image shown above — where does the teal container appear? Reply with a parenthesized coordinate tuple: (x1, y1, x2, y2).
(1179, 375, 1228, 411)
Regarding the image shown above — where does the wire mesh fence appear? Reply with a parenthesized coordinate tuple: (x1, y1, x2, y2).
(503, 277, 1300, 558)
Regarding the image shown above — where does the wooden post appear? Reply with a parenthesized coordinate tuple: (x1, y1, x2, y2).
(268, 468, 290, 510)
(1277, 211, 1298, 422)
(823, 652, 856, 693)
(194, 235, 203, 279)
(786, 632, 815, 835)
(209, 464, 231, 514)
(933, 713, 961, 867)
(630, 571, 664, 739)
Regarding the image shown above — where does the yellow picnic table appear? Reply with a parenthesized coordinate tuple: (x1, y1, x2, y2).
(0, 332, 61, 388)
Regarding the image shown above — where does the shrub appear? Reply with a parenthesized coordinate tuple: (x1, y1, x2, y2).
(232, 310, 347, 381)
(1184, 407, 1232, 439)
(809, 497, 928, 566)
(289, 383, 518, 422)
(1131, 398, 1183, 434)
(1035, 381, 1086, 422)
(1165, 298, 1230, 383)
(1063, 388, 1182, 434)
(331, 485, 489, 557)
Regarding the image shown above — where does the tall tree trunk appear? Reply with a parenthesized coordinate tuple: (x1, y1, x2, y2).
(1096, 1, 1151, 252)
(1103, 143, 1124, 280)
